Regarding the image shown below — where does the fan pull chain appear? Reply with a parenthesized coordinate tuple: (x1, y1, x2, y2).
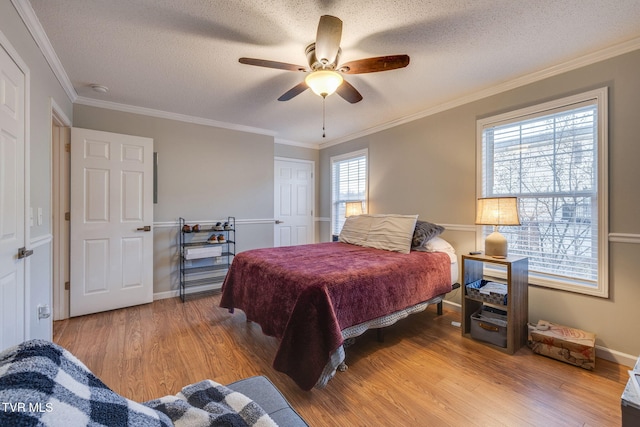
(322, 96, 326, 138)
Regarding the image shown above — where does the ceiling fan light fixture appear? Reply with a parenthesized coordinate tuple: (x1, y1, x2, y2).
(305, 70, 343, 98)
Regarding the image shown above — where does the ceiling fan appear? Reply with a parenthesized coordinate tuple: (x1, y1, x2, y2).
(239, 15, 410, 103)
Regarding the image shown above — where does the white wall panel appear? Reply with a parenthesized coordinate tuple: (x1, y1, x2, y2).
(85, 168, 109, 222)
(121, 170, 143, 221)
(84, 239, 108, 294)
(121, 237, 143, 288)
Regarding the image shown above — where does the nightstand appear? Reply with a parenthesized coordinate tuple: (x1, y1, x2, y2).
(461, 254, 529, 354)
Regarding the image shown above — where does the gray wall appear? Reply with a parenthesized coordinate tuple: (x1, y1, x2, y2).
(2, 0, 74, 340)
(73, 104, 286, 295)
(73, 106, 320, 296)
(319, 48, 640, 361)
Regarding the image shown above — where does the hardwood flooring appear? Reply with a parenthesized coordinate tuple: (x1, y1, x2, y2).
(53, 294, 628, 426)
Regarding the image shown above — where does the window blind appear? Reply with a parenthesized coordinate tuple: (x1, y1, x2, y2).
(331, 150, 368, 236)
(481, 100, 601, 287)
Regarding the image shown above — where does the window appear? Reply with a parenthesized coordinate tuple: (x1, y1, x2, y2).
(331, 149, 368, 236)
(477, 88, 608, 297)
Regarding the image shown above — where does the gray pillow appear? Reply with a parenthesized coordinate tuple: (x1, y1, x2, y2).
(412, 220, 445, 248)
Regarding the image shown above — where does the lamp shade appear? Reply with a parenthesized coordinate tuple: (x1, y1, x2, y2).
(345, 201, 364, 217)
(305, 70, 343, 97)
(475, 197, 520, 226)
(476, 197, 520, 258)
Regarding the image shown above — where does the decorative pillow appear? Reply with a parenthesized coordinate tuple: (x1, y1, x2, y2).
(411, 220, 445, 248)
(338, 214, 374, 246)
(363, 214, 418, 254)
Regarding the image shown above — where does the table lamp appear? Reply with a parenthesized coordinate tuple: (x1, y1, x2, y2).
(345, 201, 364, 217)
(475, 197, 520, 258)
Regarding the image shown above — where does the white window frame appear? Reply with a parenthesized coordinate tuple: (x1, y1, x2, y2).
(476, 88, 608, 297)
(330, 149, 368, 239)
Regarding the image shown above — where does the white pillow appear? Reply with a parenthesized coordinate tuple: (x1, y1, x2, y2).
(425, 236, 457, 262)
(338, 214, 374, 246)
(364, 214, 418, 254)
(340, 214, 418, 254)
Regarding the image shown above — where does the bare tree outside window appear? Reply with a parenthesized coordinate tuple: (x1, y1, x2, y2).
(479, 89, 607, 297)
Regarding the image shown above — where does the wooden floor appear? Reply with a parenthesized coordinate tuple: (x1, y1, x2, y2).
(54, 294, 628, 427)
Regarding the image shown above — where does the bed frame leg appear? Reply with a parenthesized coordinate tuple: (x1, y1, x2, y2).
(437, 301, 443, 316)
(377, 328, 384, 342)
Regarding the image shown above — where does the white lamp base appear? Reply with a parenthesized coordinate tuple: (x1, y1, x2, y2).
(485, 230, 508, 258)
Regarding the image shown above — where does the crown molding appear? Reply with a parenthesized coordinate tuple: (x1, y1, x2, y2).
(76, 97, 317, 148)
(75, 96, 278, 137)
(12, 0, 77, 103)
(318, 36, 640, 149)
(274, 137, 319, 150)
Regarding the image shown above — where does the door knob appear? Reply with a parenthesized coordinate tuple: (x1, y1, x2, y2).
(17, 247, 33, 259)
(136, 225, 151, 232)
(275, 220, 284, 224)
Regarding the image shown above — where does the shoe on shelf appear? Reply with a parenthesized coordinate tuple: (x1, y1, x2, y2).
(213, 222, 223, 231)
(217, 234, 226, 243)
(223, 222, 232, 230)
(207, 235, 217, 243)
(182, 224, 192, 233)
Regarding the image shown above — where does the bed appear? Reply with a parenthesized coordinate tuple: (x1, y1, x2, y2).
(220, 215, 457, 390)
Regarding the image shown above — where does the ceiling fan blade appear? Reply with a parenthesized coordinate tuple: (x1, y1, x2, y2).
(315, 15, 342, 65)
(278, 81, 309, 101)
(336, 79, 363, 104)
(239, 57, 307, 72)
(339, 55, 410, 74)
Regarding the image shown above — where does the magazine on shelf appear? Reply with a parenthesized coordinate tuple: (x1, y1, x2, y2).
(479, 281, 507, 295)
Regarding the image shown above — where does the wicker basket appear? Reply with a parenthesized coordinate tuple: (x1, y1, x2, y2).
(465, 279, 508, 305)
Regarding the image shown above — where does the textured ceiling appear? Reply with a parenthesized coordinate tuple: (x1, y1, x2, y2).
(27, 0, 640, 147)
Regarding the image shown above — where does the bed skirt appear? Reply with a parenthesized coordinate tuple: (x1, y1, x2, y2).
(315, 294, 444, 388)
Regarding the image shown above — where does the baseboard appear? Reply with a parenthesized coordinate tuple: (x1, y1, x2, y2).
(596, 346, 637, 368)
(439, 299, 636, 367)
(442, 300, 461, 312)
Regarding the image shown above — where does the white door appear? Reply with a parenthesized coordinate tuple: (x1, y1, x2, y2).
(0, 45, 26, 349)
(70, 128, 153, 317)
(274, 158, 314, 246)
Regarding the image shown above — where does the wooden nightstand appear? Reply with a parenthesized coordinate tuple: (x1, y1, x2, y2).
(461, 254, 529, 354)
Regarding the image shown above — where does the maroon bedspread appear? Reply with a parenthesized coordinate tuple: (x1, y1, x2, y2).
(219, 242, 451, 390)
